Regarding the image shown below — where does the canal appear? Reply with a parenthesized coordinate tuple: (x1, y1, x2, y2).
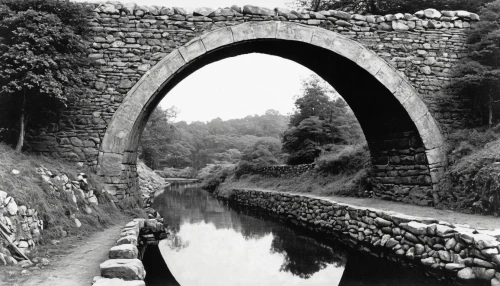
(145, 183, 456, 286)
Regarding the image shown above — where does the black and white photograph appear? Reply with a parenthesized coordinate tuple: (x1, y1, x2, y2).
(0, 0, 499, 285)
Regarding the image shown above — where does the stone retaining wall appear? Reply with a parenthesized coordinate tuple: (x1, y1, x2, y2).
(218, 188, 500, 285)
(92, 218, 164, 286)
(246, 164, 316, 177)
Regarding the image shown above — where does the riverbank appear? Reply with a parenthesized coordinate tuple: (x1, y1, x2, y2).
(215, 187, 500, 285)
(0, 220, 127, 285)
(218, 183, 500, 232)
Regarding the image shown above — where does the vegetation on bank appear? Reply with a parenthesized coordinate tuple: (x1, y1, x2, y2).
(437, 127, 500, 215)
(0, 143, 147, 273)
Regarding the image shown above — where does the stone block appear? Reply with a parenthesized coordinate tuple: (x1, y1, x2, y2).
(109, 244, 139, 259)
(276, 22, 314, 43)
(116, 235, 138, 246)
(201, 27, 234, 52)
(100, 259, 145, 281)
(178, 38, 206, 62)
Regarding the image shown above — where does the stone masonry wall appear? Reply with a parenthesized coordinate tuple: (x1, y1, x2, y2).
(219, 188, 500, 285)
(17, 3, 479, 205)
(25, 4, 478, 167)
(246, 164, 316, 177)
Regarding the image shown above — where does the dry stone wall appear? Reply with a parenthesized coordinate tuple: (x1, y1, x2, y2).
(19, 3, 479, 205)
(245, 164, 316, 177)
(219, 188, 500, 285)
(25, 3, 477, 166)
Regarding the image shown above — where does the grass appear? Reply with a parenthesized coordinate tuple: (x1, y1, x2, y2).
(0, 142, 151, 280)
(218, 144, 371, 198)
(0, 143, 126, 244)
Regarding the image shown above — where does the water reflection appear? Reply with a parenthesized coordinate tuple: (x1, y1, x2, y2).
(153, 185, 347, 286)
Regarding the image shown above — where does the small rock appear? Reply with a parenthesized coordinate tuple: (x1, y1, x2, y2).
(457, 267, 476, 279)
(11, 170, 20, 175)
(19, 260, 33, 268)
(41, 258, 50, 266)
(424, 8, 442, 19)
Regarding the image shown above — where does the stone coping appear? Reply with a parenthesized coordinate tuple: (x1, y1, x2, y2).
(92, 218, 162, 285)
(84, 3, 478, 31)
(221, 188, 500, 284)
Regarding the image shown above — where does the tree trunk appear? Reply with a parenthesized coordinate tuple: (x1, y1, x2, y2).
(489, 93, 493, 128)
(15, 93, 27, 153)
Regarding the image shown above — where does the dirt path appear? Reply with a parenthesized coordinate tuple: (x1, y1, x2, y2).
(16, 223, 125, 286)
(245, 188, 500, 231)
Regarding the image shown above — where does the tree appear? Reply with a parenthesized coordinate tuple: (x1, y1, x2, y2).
(282, 75, 364, 164)
(451, 0, 500, 127)
(139, 106, 178, 169)
(289, 0, 494, 14)
(0, 1, 91, 151)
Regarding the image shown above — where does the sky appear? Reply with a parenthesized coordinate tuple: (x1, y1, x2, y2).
(76, 0, 317, 123)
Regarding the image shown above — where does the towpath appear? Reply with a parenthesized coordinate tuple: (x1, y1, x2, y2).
(3, 222, 125, 286)
(236, 187, 500, 232)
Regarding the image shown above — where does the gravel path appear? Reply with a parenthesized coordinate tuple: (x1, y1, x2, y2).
(18, 223, 124, 286)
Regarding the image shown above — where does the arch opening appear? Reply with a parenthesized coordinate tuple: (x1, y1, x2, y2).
(97, 22, 446, 205)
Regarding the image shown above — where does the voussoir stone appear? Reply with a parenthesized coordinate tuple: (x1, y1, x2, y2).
(100, 259, 145, 281)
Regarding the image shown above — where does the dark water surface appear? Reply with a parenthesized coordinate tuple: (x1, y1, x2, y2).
(148, 184, 451, 286)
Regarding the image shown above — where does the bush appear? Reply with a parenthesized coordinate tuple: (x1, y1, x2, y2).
(199, 164, 235, 192)
(438, 128, 500, 215)
(445, 126, 500, 164)
(315, 144, 370, 175)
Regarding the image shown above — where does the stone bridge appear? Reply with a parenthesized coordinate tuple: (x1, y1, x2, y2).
(23, 3, 480, 207)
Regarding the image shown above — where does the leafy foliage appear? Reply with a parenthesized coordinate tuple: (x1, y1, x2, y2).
(0, 1, 92, 151)
(282, 76, 365, 164)
(315, 144, 370, 175)
(451, 0, 500, 127)
(139, 106, 178, 169)
(139, 108, 289, 172)
(288, 0, 494, 14)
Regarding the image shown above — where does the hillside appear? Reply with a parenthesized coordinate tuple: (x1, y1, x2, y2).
(0, 143, 127, 269)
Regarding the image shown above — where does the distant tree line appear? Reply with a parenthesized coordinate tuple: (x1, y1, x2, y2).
(140, 75, 366, 173)
(139, 108, 289, 171)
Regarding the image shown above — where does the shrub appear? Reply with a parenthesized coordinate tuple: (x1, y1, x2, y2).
(199, 164, 235, 192)
(315, 144, 370, 175)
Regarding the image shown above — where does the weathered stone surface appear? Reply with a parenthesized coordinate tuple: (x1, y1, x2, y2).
(109, 244, 139, 259)
(100, 259, 145, 281)
(94, 278, 145, 286)
(116, 236, 138, 246)
(424, 9, 442, 19)
(19, 3, 479, 214)
(243, 5, 273, 16)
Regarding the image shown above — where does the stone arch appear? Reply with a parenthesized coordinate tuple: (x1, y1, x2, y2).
(97, 21, 446, 204)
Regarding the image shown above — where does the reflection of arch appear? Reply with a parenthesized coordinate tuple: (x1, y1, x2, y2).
(97, 21, 446, 200)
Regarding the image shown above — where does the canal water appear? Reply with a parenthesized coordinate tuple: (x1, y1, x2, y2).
(148, 183, 455, 286)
